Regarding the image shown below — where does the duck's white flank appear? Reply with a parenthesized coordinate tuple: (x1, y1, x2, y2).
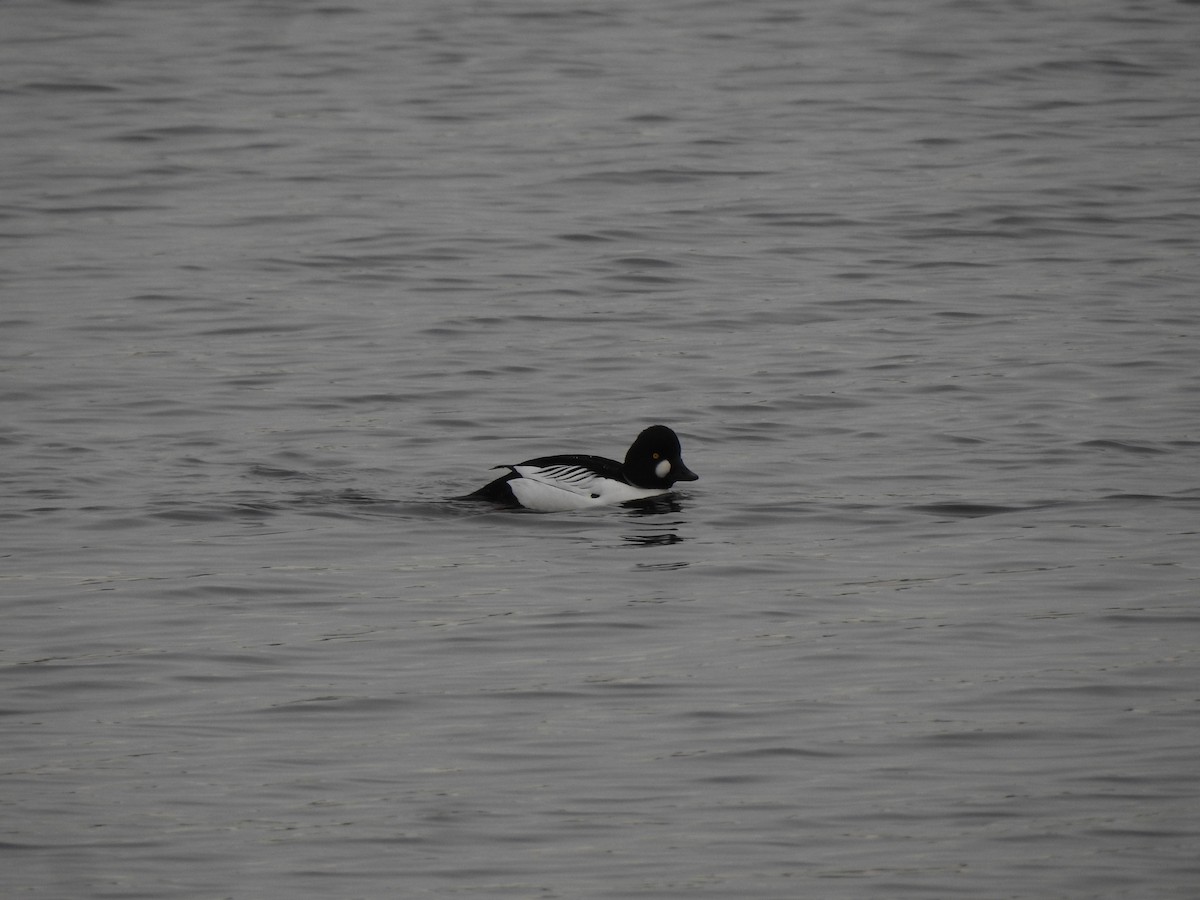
(508, 464, 667, 512)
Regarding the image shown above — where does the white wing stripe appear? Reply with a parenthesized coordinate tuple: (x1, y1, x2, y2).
(512, 465, 604, 495)
(507, 464, 668, 511)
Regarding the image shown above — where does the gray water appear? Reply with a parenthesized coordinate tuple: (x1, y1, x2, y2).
(3, 1, 1199, 897)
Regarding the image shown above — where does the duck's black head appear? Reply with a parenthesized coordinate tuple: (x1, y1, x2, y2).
(623, 425, 698, 489)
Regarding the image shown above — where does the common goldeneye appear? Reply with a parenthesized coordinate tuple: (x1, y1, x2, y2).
(464, 424, 698, 512)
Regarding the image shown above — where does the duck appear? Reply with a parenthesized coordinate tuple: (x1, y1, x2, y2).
(464, 424, 698, 512)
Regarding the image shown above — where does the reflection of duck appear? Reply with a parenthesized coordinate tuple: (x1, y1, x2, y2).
(624, 494, 686, 516)
(464, 425, 698, 512)
(623, 532, 685, 547)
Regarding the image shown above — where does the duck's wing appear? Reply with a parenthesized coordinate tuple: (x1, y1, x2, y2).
(464, 454, 634, 511)
(520, 454, 623, 476)
(498, 455, 620, 511)
(511, 462, 609, 497)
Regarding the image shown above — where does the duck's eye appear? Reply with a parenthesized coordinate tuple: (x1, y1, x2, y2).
(652, 452, 660, 460)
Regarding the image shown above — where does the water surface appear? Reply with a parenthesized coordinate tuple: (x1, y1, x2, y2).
(3, 1, 1199, 897)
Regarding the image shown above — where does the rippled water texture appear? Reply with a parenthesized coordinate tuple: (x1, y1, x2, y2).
(3, 1, 1199, 897)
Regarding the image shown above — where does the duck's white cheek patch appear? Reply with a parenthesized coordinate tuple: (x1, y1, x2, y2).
(655, 459, 672, 479)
